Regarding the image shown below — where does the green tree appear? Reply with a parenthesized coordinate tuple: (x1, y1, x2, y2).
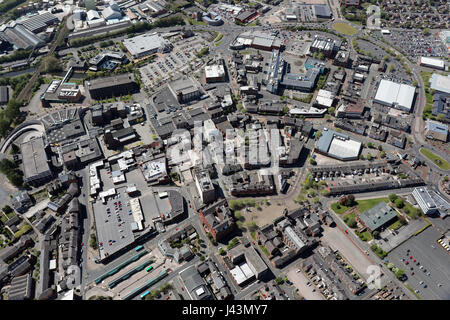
(394, 198, 404, 209)
(246, 221, 258, 232)
(389, 194, 398, 202)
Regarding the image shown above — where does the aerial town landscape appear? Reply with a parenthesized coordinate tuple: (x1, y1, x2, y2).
(0, 0, 449, 304)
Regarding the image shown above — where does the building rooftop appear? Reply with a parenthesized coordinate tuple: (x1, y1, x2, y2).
(374, 79, 416, 112)
(359, 201, 397, 231)
(122, 33, 168, 57)
(316, 129, 361, 160)
(20, 137, 51, 181)
(88, 73, 135, 91)
(429, 73, 450, 95)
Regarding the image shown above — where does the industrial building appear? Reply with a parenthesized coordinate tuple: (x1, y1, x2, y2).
(20, 137, 52, 186)
(373, 79, 416, 112)
(87, 73, 139, 100)
(17, 12, 59, 34)
(357, 202, 398, 233)
(0, 23, 45, 50)
(419, 57, 445, 70)
(315, 128, 362, 161)
(122, 32, 172, 59)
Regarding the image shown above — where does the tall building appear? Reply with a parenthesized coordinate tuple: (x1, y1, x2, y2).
(194, 168, 216, 204)
(412, 188, 438, 215)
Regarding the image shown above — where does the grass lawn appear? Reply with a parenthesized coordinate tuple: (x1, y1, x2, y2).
(331, 202, 352, 214)
(333, 22, 358, 35)
(356, 198, 389, 213)
(356, 230, 373, 242)
(419, 148, 450, 170)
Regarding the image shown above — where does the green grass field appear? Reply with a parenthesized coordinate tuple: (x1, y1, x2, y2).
(419, 148, 450, 170)
(332, 23, 358, 35)
(331, 197, 389, 215)
(356, 198, 389, 213)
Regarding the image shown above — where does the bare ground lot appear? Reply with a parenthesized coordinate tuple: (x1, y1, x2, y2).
(243, 199, 297, 228)
(321, 225, 375, 282)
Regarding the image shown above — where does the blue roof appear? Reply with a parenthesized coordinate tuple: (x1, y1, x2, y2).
(426, 120, 448, 134)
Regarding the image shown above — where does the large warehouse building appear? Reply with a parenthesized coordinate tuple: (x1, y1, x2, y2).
(373, 79, 416, 112)
(122, 32, 172, 59)
(315, 128, 362, 161)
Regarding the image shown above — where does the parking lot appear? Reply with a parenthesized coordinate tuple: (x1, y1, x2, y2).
(287, 267, 324, 300)
(378, 30, 447, 59)
(387, 226, 450, 300)
(93, 186, 137, 259)
(321, 225, 375, 283)
(139, 37, 206, 88)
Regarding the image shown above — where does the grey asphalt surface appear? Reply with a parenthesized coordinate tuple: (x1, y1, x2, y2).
(387, 226, 450, 300)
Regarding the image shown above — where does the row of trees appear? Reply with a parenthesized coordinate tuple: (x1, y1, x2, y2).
(0, 49, 31, 64)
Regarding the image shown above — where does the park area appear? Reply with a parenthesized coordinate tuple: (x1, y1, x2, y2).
(332, 23, 358, 36)
(419, 148, 450, 170)
(331, 197, 389, 215)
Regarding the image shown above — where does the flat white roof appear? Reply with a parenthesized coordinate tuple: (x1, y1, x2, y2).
(315, 96, 333, 107)
(122, 33, 166, 57)
(420, 57, 445, 69)
(230, 266, 247, 284)
(328, 137, 361, 159)
(374, 79, 415, 111)
(205, 64, 225, 78)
